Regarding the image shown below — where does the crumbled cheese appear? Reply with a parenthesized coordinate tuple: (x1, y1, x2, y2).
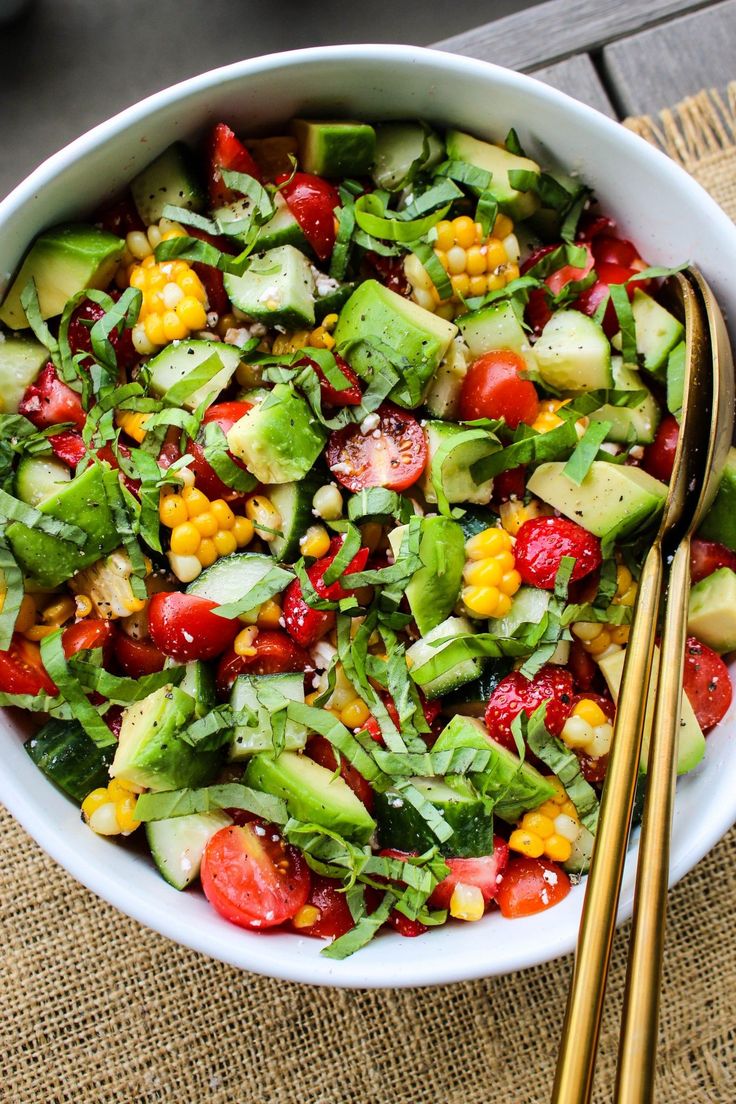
(629, 445, 645, 460)
(224, 327, 255, 347)
(360, 412, 381, 435)
(311, 640, 337, 670)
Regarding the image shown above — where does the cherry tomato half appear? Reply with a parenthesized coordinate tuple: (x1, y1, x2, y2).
(116, 634, 166, 678)
(67, 296, 136, 371)
(683, 636, 733, 731)
(326, 403, 427, 493)
(49, 430, 87, 469)
(216, 630, 310, 695)
(297, 353, 362, 407)
(496, 855, 571, 919)
(429, 840, 510, 910)
(207, 122, 262, 207)
(19, 363, 86, 432)
(458, 351, 539, 429)
(690, 538, 736, 584)
(282, 542, 370, 647)
(307, 733, 374, 811)
(515, 516, 602, 590)
(293, 873, 355, 940)
(277, 172, 340, 262)
(188, 400, 253, 501)
(62, 619, 114, 661)
(202, 822, 311, 930)
(641, 414, 679, 484)
(491, 465, 526, 506)
(0, 636, 57, 696)
(148, 592, 239, 663)
(485, 665, 575, 753)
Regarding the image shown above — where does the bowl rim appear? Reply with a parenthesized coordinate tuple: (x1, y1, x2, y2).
(2, 42, 736, 989)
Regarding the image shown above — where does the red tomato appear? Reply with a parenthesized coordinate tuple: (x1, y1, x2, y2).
(216, 630, 310, 694)
(0, 636, 57, 696)
(202, 823, 311, 930)
(116, 634, 165, 678)
(297, 353, 362, 406)
(207, 122, 263, 206)
(683, 636, 733, 731)
(306, 733, 374, 811)
(364, 251, 411, 297)
(590, 234, 641, 268)
(188, 400, 253, 501)
(492, 465, 526, 506)
(574, 261, 640, 337)
(545, 243, 595, 296)
(374, 850, 429, 937)
(293, 874, 354, 940)
(429, 840, 510, 910)
(277, 172, 340, 261)
(690, 538, 736, 584)
(326, 404, 427, 493)
(18, 363, 86, 431)
(458, 351, 539, 429)
(148, 592, 239, 662)
(515, 516, 602, 590)
(186, 225, 236, 317)
(62, 619, 114, 660)
(282, 543, 370, 647)
(496, 855, 571, 918)
(66, 296, 136, 370)
(49, 430, 86, 468)
(568, 639, 599, 692)
(485, 665, 575, 752)
(521, 244, 594, 334)
(97, 441, 140, 498)
(641, 414, 679, 484)
(578, 751, 609, 784)
(95, 194, 145, 237)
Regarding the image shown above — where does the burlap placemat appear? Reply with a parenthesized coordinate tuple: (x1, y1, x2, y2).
(3, 86, 736, 1104)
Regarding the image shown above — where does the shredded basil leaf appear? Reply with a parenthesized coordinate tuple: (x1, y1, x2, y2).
(0, 539, 24, 650)
(562, 420, 612, 485)
(40, 630, 115, 747)
(212, 564, 293, 620)
(134, 783, 288, 824)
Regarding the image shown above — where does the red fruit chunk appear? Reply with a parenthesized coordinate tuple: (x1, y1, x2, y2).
(0, 635, 57, 696)
(496, 855, 571, 918)
(683, 636, 733, 731)
(49, 430, 86, 468)
(294, 874, 355, 940)
(429, 842, 510, 910)
(19, 363, 86, 432)
(216, 630, 310, 695)
(148, 592, 239, 663)
(116, 634, 166, 678)
(690, 538, 736, 584)
(485, 665, 575, 752)
(207, 122, 262, 207)
(95, 194, 145, 238)
(515, 516, 602, 590)
(458, 351, 539, 429)
(282, 542, 369, 647)
(67, 296, 136, 370)
(641, 414, 679, 484)
(297, 353, 362, 406)
(306, 733, 374, 812)
(187, 400, 253, 502)
(326, 404, 427, 493)
(277, 172, 341, 261)
(492, 465, 526, 506)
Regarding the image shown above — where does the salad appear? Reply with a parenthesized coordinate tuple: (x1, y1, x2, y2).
(1, 117, 734, 959)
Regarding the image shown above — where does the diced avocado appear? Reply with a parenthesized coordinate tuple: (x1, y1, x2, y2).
(245, 751, 376, 843)
(372, 122, 445, 191)
(0, 225, 124, 330)
(528, 460, 667, 540)
(14, 455, 71, 507)
(432, 714, 556, 823)
(445, 129, 540, 220)
(111, 685, 221, 791)
(374, 775, 494, 857)
(406, 615, 483, 699)
(697, 446, 736, 550)
(291, 119, 376, 178)
(146, 810, 232, 890)
(488, 585, 551, 638)
(333, 280, 457, 409)
(666, 340, 685, 421)
(457, 300, 536, 372)
(216, 192, 308, 253)
(420, 420, 498, 506)
(178, 660, 216, 719)
(223, 245, 316, 329)
(226, 384, 327, 484)
(130, 142, 204, 225)
(598, 646, 705, 774)
(0, 332, 47, 413)
(147, 339, 241, 412)
(687, 568, 736, 653)
(632, 289, 684, 379)
(388, 516, 465, 635)
(424, 336, 468, 420)
(6, 462, 125, 589)
(229, 673, 307, 758)
(588, 357, 660, 444)
(533, 309, 612, 391)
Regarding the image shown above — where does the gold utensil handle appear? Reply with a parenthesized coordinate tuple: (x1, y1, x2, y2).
(614, 539, 691, 1103)
(552, 541, 663, 1104)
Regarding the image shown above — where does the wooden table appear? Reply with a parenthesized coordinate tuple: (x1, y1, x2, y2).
(436, 0, 736, 119)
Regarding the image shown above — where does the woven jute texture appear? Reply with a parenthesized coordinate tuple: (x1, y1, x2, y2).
(3, 87, 736, 1104)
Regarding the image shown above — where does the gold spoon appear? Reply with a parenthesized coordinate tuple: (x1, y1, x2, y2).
(551, 269, 726, 1104)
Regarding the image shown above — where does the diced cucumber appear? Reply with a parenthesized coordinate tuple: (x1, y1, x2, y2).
(666, 340, 685, 421)
(458, 300, 536, 372)
(488, 585, 551, 638)
(291, 119, 376, 177)
(146, 811, 232, 890)
(223, 245, 316, 329)
(0, 332, 47, 412)
(15, 455, 71, 507)
(698, 446, 736, 549)
(216, 193, 308, 252)
(563, 824, 595, 876)
(179, 660, 216, 719)
(440, 659, 516, 718)
(374, 776, 494, 857)
(632, 289, 684, 379)
(424, 336, 468, 420)
(315, 281, 356, 323)
(25, 719, 114, 803)
(265, 478, 319, 562)
(147, 339, 241, 412)
(229, 672, 307, 758)
(130, 142, 204, 225)
(421, 420, 498, 506)
(587, 357, 660, 444)
(533, 309, 612, 391)
(187, 552, 283, 607)
(372, 122, 445, 191)
(445, 130, 541, 220)
(458, 506, 498, 541)
(388, 516, 466, 635)
(406, 615, 483, 699)
(528, 461, 666, 540)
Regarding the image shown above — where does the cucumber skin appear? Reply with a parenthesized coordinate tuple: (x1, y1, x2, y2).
(266, 477, 320, 563)
(374, 788, 495, 858)
(26, 720, 114, 803)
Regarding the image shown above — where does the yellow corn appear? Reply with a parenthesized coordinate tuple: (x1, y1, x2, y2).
(128, 220, 208, 353)
(193, 512, 218, 538)
(167, 482, 256, 580)
(612, 562, 638, 608)
(245, 495, 282, 541)
(41, 595, 76, 626)
(213, 530, 237, 557)
(462, 526, 521, 619)
(300, 524, 331, 559)
(272, 316, 337, 356)
(510, 785, 582, 864)
(573, 699, 607, 727)
(116, 410, 150, 443)
(508, 828, 545, 859)
(159, 493, 189, 529)
(449, 882, 485, 922)
(233, 516, 255, 548)
(532, 398, 568, 434)
(170, 521, 201, 556)
(340, 698, 371, 729)
(499, 497, 546, 537)
(234, 626, 259, 657)
(181, 485, 210, 517)
(293, 904, 321, 929)
(82, 778, 141, 836)
(257, 599, 282, 628)
(561, 698, 614, 759)
(312, 483, 343, 521)
(211, 499, 235, 530)
(198, 539, 218, 567)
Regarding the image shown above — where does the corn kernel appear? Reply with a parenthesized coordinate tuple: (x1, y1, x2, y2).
(245, 495, 282, 540)
(465, 245, 487, 277)
(257, 600, 282, 628)
(485, 239, 508, 272)
(115, 796, 141, 834)
(572, 621, 604, 643)
(450, 273, 471, 298)
(168, 553, 203, 583)
(162, 311, 188, 341)
(523, 812, 555, 839)
(509, 829, 545, 859)
(561, 800, 578, 819)
(126, 230, 151, 260)
(340, 698, 371, 728)
(233, 516, 255, 547)
(554, 814, 581, 843)
(211, 500, 236, 530)
(42, 595, 76, 625)
(108, 779, 130, 802)
(449, 882, 485, 921)
(312, 484, 343, 521)
(88, 803, 121, 836)
(162, 281, 184, 310)
(14, 594, 37, 633)
(545, 834, 573, 863)
(493, 593, 513, 617)
(465, 527, 509, 560)
(435, 220, 455, 252)
(234, 626, 259, 656)
(546, 776, 567, 802)
(81, 788, 110, 820)
(198, 538, 218, 567)
(170, 522, 201, 556)
(537, 800, 562, 819)
(610, 625, 630, 645)
(300, 524, 331, 559)
(453, 216, 477, 250)
(462, 585, 501, 618)
(23, 624, 56, 641)
(573, 699, 608, 727)
(177, 295, 208, 330)
(561, 715, 592, 749)
(193, 512, 218, 538)
(182, 486, 210, 518)
(159, 494, 189, 528)
(177, 269, 206, 299)
(469, 275, 488, 296)
(293, 904, 321, 929)
(499, 499, 545, 537)
(463, 558, 503, 587)
(494, 213, 514, 239)
(213, 529, 237, 557)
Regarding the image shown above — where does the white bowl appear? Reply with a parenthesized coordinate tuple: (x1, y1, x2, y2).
(2, 44, 736, 989)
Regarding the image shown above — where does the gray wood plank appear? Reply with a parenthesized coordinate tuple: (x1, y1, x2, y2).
(530, 55, 616, 117)
(601, 0, 736, 116)
(435, 0, 718, 71)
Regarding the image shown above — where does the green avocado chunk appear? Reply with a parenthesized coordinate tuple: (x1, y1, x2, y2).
(697, 446, 736, 550)
(0, 333, 48, 413)
(111, 685, 221, 791)
(245, 751, 376, 843)
(587, 357, 660, 445)
(687, 567, 736, 653)
(388, 516, 465, 635)
(432, 714, 556, 823)
(226, 384, 327, 484)
(445, 129, 540, 220)
(528, 460, 667, 540)
(6, 462, 125, 589)
(0, 224, 124, 330)
(333, 280, 457, 408)
(291, 119, 376, 177)
(632, 289, 684, 379)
